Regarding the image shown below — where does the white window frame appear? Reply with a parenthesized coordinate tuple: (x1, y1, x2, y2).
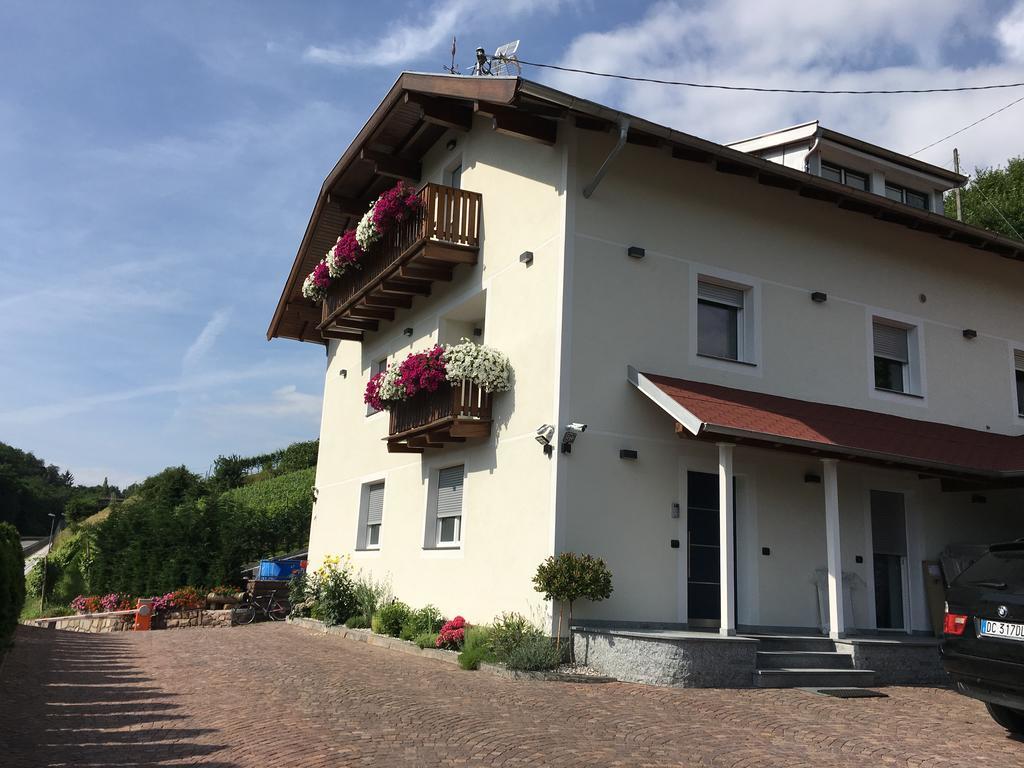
(356, 479, 386, 551)
(1012, 347, 1024, 419)
(689, 266, 761, 375)
(866, 310, 926, 403)
(424, 464, 465, 550)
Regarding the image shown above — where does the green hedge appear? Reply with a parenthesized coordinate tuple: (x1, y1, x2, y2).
(0, 522, 25, 645)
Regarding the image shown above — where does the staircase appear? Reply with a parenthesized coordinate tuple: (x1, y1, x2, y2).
(753, 636, 877, 688)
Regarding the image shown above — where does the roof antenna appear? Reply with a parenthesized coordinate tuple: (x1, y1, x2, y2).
(470, 40, 521, 76)
(443, 36, 460, 75)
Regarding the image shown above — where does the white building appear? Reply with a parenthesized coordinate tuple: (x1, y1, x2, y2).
(268, 73, 1024, 685)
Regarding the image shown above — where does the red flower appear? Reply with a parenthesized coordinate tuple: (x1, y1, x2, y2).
(396, 345, 446, 398)
(364, 370, 386, 411)
(332, 229, 363, 267)
(435, 615, 467, 649)
(371, 181, 423, 234)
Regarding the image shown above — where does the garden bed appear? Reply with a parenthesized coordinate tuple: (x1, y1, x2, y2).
(287, 617, 615, 683)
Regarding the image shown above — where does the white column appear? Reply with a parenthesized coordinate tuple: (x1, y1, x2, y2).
(821, 458, 845, 639)
(718, 443, 736, 636)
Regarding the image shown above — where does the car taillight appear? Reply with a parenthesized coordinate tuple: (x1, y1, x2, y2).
(943, 611, 969, 636)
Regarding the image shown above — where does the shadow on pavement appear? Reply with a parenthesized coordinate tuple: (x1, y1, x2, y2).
(0, 625, 237, 767)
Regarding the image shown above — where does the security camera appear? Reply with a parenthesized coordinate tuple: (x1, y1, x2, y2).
(561, 423, 588, 454)
(535, 424, 554, 445)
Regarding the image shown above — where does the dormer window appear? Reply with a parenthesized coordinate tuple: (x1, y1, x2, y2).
(821, 162, 868, 192)
(885, 183, 928, 211)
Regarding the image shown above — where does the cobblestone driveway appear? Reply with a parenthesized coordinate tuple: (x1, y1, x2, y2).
(1, 622, 1019, 766)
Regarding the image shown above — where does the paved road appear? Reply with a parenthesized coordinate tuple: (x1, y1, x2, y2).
(0, 622, 1018, 766)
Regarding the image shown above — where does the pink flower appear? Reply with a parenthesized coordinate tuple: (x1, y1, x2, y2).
(364, 370, 386, 412)
(312, 261, 330, 289)
(396, 345, 446, 398)
(371, 181, 423, 234)
(332, 229, 363, 269)
(436, 616, 467, 649)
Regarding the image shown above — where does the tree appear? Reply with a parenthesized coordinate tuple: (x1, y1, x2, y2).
(532, 552, 613, 661)
(946, 156, 1024, 240)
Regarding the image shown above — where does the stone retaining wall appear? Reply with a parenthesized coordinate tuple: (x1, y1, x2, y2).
(838, 638, 948, 685)
(573, 628, 758, 688)
(27, 608, 235, 633)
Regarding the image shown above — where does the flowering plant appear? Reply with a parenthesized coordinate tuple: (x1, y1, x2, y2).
(435, 615, 467, 649)
(71, 593, 134, 614)
(371, 181, 422, 232)
(328, 230, 363, 278)
(355, 205, 380, 251)
(396, 345, 447, 397)
(301, 260, 331, 302)
(444, 339, 512, 393)
(151, 587, 205, 613)
(71, 595, 101, 614)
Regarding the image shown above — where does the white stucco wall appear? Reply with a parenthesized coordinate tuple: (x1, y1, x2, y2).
(559, 126, 1024, 632)
(306, 115, 568, 625)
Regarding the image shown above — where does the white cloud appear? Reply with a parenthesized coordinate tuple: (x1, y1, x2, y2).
(304, 0, 566, 68)
(997, 2, 1024, 62)
(205, 384, 323, 419)
(545, 1, 1024, 169)
(182, 307, 232, 370)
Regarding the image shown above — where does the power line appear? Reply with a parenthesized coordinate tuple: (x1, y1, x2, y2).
(908, 95, 1024, 156)
(504, 57, 1024, 95)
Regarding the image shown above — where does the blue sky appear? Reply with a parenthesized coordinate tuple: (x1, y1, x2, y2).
(1, 1, 1022, 487)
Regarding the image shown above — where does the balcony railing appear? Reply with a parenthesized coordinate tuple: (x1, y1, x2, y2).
(321, 183, 482, 339)
(386, 380, 493, 453)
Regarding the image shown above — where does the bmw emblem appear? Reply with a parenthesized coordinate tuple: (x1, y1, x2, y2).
(997, 605, 1009, 619)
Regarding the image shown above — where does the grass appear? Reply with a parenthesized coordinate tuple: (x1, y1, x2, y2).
(19, 596, 71, 622)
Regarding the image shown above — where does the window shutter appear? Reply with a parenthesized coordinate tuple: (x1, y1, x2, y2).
(698, 280, 744, 308)
(366, 483, 385, 525)
(1014, 350, 1024, 371)
(436, 466, 464, 518)
(873, 322, 909, 363)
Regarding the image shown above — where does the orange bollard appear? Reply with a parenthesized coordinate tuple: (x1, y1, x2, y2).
(133, 598, 154, 631)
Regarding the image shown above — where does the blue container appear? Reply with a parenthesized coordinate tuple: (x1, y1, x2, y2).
(257, 559, 304, 581)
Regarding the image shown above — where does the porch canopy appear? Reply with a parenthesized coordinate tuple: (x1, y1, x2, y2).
(628, 367, 1024, 481)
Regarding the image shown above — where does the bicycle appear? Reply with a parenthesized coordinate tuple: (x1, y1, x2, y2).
(231, 589, 289, 624)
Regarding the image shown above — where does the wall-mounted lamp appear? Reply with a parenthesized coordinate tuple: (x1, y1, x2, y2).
(339, 369, 348, 378)
(804, 473, 821, 484)
(619, 449, 638, 460)
(473, 327, 483, 337)
(963, 329, 978, 340)
(671, 503, 680, 519)
(519, 250, 534, 265)
(811, 291, 828, 303)
(446, 138, 458, 151)
(535, 424, 555, 457)
(403, 327, 414, 337)
(627, 245, 645, 259)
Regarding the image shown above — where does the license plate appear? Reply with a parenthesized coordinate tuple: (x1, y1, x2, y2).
(979, 619, 1024, 641)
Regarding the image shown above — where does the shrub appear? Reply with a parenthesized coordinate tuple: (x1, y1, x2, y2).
(504, 636, 562, 672)
(0, 523, 25, 646)
(288, 573, 311, 617)
(401, 604, 445, 640)
(458, 625, 496, 670)
(345, 615, 370, 629)
(375, 600, 411, 637)
(533, 552, 613, 660)
(436, 616, 467, 650)
(370, 614, 384, 634)
(352, 572, 391, 626)
(413, 631, 439, 649)
(307, 556, 357, 627)
(490, 612, 544, 663)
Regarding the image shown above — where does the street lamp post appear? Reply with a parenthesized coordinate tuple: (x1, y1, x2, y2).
(39, 512, 58, 609)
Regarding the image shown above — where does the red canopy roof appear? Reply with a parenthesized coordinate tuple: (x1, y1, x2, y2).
(632, 370, 1024, 477)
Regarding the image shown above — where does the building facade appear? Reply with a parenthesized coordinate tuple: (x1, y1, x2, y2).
(268, 73, 1024, 644)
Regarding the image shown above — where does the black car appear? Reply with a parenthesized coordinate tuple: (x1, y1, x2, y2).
(941, 541, 1024, 736)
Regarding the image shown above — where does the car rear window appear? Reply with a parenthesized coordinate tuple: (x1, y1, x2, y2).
(955, 547, 1024, 592)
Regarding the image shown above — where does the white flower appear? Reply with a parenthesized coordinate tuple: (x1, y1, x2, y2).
(355, 201, 381, 250)
(443, 339, 512, 392)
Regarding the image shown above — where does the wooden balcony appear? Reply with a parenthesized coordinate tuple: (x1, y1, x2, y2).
(386, 380, 493, 453)
(320, 183, 482, 341)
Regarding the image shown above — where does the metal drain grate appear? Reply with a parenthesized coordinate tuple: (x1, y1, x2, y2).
(817, 688, 887, 699)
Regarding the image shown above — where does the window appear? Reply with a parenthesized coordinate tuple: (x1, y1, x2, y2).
(366, 358, 387, 415)
(885, 183, 928, 210)
(1015, 351, 1024, 417)
(363, 482, 384, 549)
(448, 162, 462, 189)
(873, 321, 911, 393)
(435, 465, 464, 547)
(697, 280, 746, 362)
(821, 162, 868, 191)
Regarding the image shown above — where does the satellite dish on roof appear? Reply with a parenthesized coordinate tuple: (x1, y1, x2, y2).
(490, 40, 521, 76)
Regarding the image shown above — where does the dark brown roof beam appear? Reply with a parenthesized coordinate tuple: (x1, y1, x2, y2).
(402, 93, 473, 131)
(326, 192, 369, 217)
(322, 329, 363, 342)
(348, 306, 396, 321)
(381, 279, 431, 296)
(475, 102, 557, 146)
(330, 317, 380, 332)
(363, 294, 413, 309)
(399, 264, 454, 281)
(359, 149, 421, 182)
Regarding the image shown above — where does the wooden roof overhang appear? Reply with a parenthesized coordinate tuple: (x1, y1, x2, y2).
(269, 75, 1024, 344)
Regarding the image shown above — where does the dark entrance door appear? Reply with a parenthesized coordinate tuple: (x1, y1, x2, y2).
(687, 471, 722, 627)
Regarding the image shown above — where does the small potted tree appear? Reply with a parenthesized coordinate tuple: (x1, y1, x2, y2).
(532, 552, 613, 662)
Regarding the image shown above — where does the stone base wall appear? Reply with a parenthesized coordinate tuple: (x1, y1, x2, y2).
(154, 609, 233, 629)
(573, 629, 758, 688)
(48, 614, 135, 633)
(839, 639, 948, 685)
(29, 608, 236, 633)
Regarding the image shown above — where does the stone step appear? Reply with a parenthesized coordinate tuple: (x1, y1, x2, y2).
(754, 668, 877, 689)
(756, 651, 854, 670)
(754, 636, 837, 653)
